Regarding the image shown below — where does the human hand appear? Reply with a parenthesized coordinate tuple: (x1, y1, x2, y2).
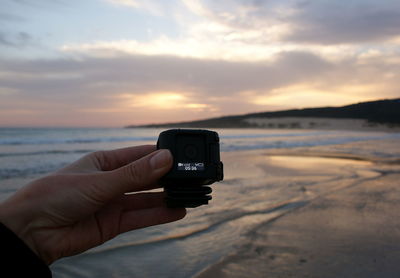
(0, 145, 186, 264)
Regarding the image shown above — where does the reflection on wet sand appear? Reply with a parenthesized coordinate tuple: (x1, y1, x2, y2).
(196, 150, 400, 278)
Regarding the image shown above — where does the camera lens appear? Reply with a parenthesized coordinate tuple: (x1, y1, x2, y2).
(184, 144, 198, 159)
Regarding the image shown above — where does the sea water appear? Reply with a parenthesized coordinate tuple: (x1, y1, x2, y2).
(1, 127, 399, 186)
(0, 127, 399, 277)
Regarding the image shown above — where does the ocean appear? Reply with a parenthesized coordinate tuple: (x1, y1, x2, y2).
(1, 127, 400, 277)
(2, 127, 399, 186)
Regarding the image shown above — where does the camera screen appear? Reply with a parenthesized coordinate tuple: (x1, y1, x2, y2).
(177, 162, 205, 171)
(176, 134, 206, 171)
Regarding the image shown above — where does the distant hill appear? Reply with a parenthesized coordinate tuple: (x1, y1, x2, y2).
(126, 98, 400, 128)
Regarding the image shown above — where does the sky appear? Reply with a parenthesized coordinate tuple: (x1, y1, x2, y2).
(0, 0, 399, 127)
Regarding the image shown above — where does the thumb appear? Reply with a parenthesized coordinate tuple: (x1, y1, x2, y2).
(93, 149, 172, 202)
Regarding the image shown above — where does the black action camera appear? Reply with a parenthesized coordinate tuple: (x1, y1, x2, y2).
(157, 129, 223, 208)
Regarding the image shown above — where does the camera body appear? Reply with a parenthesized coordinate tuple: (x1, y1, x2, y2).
(157, 129, 223, 208)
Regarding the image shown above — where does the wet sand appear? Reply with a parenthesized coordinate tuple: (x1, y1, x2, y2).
(196, 140, 400, 278)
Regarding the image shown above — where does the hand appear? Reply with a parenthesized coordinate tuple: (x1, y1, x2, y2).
(0, 145, 186, 264)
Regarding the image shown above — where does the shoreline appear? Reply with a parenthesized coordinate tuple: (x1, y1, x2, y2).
(195, 144, 400, 278)
(196, 172, 400, 277)
(46, 137, 400, 277)
(3, 128, 399, 277)
(127, 124, 400, 133)
(222, 135, 400, 165)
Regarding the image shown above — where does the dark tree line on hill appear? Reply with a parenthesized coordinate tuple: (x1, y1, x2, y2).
(127, 98, 400, 128)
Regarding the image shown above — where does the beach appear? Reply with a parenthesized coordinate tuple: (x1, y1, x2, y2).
(199, 173, 400, 278)
(197, 148, 400, 278)
(1, 128, 400, 277)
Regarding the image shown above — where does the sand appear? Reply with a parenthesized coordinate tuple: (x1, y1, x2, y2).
(196, 140, 400, 278)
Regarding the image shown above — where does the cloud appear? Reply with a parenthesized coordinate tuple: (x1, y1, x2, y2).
(66, 0, 400, 63)
(1, 51, 331, 97)
(181, 0, 400, 45)
(61, 35, 286, 62)
(0, 31, 33, 48)
(106, 0, 142, 8)
(1, 48, 399, 126)
(2, 50, 398, 98)
(2, 0, 399, 127)
(104, 0, 172, 16)
(0, 52, 319, 124)
(285, 1, 400, 44)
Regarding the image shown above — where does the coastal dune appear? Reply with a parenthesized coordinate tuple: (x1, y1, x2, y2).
(132, 99, 400, 132)
(243, 117, 400, 132)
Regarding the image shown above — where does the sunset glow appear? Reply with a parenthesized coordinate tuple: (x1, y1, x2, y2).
(0, 0, 399, 127)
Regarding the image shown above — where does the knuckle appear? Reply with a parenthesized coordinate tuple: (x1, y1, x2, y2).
(90, 150, 109, 170)
(124, 162, 146, 185)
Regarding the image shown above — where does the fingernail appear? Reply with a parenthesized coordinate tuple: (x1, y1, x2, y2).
(150, 149, 172, 170)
